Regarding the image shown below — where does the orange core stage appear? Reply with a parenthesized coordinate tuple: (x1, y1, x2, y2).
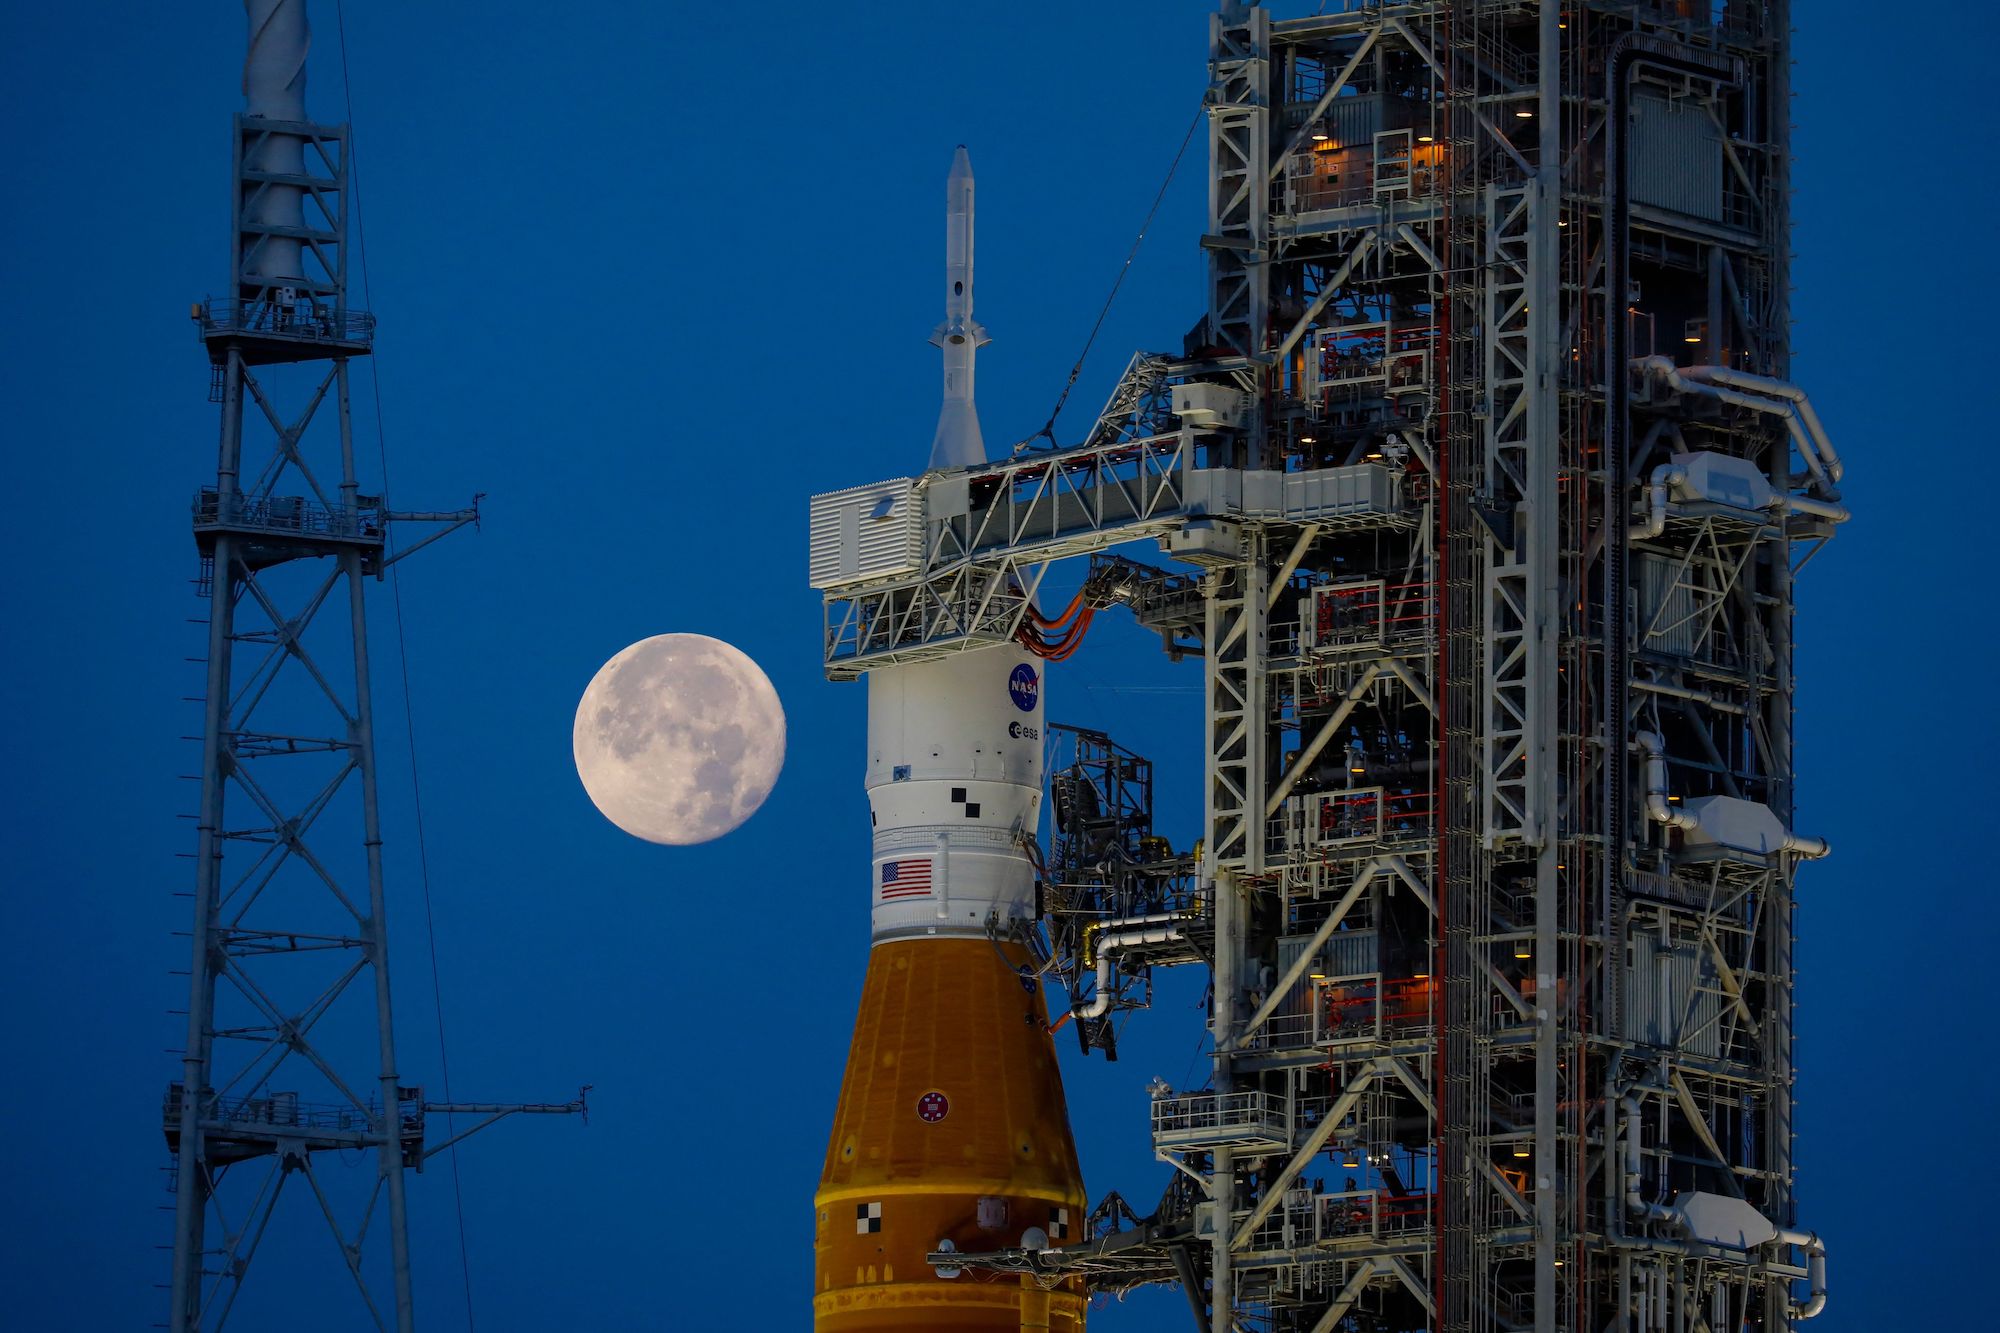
(814, 938, 1088, 1331)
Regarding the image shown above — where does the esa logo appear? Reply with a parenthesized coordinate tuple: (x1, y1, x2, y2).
(1008, 663, 1040, 712)
(1008, 721, 1041, 741)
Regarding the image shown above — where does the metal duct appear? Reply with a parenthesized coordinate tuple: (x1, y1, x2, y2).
(241, 0, 310, 289)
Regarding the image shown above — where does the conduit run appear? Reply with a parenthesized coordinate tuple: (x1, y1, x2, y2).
(1633, 358, 1847, 499)
(1619, 1095, 1675, 1225)
(1779, 1230, 1829, 1321)
(1072, 921, 1186, 1021)
(1619, 1093, 1828, 1319)
(1627, 459, 1849, 539)
(1016, 585, 1103, 662)
(1680, 365, 1844, 485)
(1636, 732, 1828, 858)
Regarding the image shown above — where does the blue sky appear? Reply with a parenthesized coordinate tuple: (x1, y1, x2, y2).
(1, 2, 1992, 1329)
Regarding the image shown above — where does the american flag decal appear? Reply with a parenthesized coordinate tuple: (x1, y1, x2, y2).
(880, 859, 933, 900)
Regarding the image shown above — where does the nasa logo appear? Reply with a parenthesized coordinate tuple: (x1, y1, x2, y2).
(916, 1090, 950, 1124)
(1007, 721, 1041, 741)
(1008, 663, 1039, 712)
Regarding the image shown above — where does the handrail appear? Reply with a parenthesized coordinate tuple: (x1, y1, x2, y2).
(164, 1083, 408, 1135)
(1151, 1088, 1284, 1135)
(192, 487, 385, 543)
(197, 297, 376, 345)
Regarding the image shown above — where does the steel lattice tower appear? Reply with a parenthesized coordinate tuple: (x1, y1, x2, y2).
(812, 3, 1842, 1330)
(165, 6, 577, 1329)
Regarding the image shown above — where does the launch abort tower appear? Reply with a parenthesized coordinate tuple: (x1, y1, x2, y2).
(813, 2, 1841, 1330)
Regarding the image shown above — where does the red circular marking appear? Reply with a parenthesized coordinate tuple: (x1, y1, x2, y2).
(916, 1091, 950, 1123)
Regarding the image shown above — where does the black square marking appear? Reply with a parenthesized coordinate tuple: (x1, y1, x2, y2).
(1053, 1206, 1070, 1240)
(856, 1201, 882, 1234)
(964, 802, 982, 818)
(950, 787, 967, 802)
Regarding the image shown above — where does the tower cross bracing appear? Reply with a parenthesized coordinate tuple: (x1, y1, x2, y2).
(163, 6, 581, 1329)
(812, 3, 1840, 1331)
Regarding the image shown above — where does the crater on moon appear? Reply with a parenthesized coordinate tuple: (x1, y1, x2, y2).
(572, 633, 785, 846)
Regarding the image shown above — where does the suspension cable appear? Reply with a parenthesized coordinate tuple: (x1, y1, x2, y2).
(1017, 99, 1205, 452)
(333, 4, 478, 1327)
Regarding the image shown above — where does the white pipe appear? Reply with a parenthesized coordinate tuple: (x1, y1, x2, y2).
(1093, 910, 1192, 930)
(1633, 358, 1835, 496)
(1636, 733, 1829, 857)
(1786, 493, 1850, 524)
(1635, 733, 1699, 834)
(1782, 829, 1830, 859)
(1629, 463, 1688, 540)
(1680, 366, 1845, 485)
(1620, 1095, 1675, 1223)
(1777, 1229, 1828, 1320)
(1074, 925, 1184, 1020)
(1633, 676, 1748, 716)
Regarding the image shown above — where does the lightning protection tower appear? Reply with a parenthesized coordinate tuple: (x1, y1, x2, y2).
(165, 5, 580, 1329)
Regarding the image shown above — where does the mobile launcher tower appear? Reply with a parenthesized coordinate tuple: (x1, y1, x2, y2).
(809, 2, 1843, 1331)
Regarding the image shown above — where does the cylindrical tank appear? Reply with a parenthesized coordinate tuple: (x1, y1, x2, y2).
(241, 0, 310, 291)
(815, 646, 1088, 1330)
(865, 648, 1045, 942)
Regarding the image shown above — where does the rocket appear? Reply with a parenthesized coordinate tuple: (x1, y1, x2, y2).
(928, 146, 990, 470)
(814, 150, 1089, 1332)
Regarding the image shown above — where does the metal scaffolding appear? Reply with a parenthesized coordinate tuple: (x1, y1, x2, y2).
(162, 5, 580, 1328)
(817, 2, 1837, 1330)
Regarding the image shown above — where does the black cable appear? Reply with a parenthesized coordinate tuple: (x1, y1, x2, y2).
(333, 4, 477, 1327)
(1180, 1029, 1212, 1094)
(1019, 100, 1205, 452)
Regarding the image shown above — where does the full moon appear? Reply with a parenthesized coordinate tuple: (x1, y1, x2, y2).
(572, 633, 786, 846)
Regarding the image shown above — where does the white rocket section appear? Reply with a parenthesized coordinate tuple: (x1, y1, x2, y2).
(866, 647, 1044, 942)
(927, 146, 990, 470)
(242, 0, 310, 288)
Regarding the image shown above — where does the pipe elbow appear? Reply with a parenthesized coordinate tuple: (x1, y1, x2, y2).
(1073, 924, 1186, 1020)
(1644, 791, 1697, 831)
(1783, 832, 1831, 859)
(1073, 992, 1114, 1022)
(1073, 955, 1116, 1021)
(1635, 733, 1698, 832)
(1778, 1230, 1828, 1319)
(1619, 1094, 1674, 1223)
(1630, 465, 1687, 540)
(1787, 494, 1850, 524)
